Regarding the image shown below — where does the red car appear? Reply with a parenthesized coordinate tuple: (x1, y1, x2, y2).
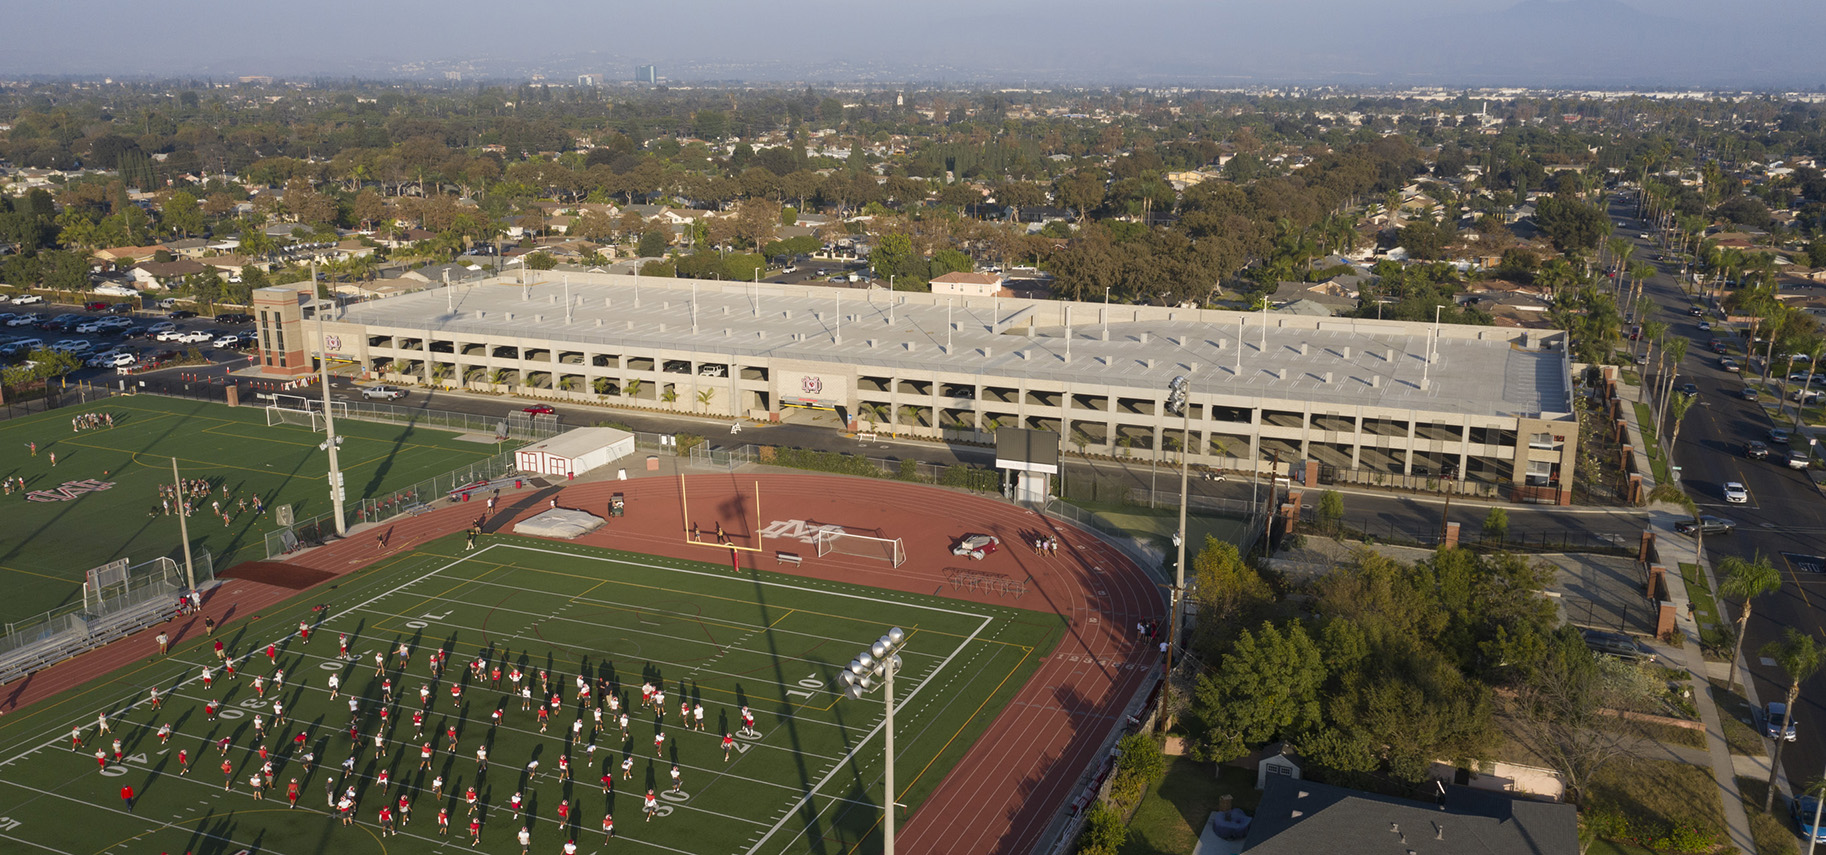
(520, 405, 556, 415)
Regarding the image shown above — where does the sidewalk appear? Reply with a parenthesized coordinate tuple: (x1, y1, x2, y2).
(1648, 504, 1765, 854)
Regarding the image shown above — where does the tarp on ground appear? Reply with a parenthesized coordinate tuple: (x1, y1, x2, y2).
(512, 508, 607, 540)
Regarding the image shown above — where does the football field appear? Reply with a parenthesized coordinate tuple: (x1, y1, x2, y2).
(0, 534, 1061, 854)
(0, 396, 500, 624)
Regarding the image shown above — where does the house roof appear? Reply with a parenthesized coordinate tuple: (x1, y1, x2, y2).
(132, 260, 208, 279)
(1242, 776, 1576, 855)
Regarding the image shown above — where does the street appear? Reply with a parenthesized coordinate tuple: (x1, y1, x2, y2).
(1610, 195, 1826, 791)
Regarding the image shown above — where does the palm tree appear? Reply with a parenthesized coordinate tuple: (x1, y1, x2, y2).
(1666, 392, 1697, 449)
(695, 388, 715, 412)
(1763, 628, 1826, 811)
(486, 368, 507, 392)
(1656, 337, 1688, 437)
(1721, 554, 1782, 693)
(623, 379, 643, 399)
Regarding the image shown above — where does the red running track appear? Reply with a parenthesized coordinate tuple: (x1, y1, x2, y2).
(0, 471, 1163, 855)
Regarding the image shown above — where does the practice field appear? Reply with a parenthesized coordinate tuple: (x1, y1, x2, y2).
(0, 533, 1061, 855)
(0, 396, 500, 624)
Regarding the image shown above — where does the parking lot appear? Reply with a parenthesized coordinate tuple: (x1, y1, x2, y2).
(0, 296, 254, 377)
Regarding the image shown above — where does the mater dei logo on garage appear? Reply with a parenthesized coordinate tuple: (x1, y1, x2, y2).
(800, 375, 823, 395)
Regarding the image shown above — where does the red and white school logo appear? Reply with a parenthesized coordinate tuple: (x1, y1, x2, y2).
(801, 375, 823, 395)
(324, 335, 342, 351)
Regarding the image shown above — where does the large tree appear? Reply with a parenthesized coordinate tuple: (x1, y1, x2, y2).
(1187, 621, 1326, 763)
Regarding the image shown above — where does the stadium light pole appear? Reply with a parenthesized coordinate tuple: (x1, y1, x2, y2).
(839, 627, 907, 855)
(1161, 375, 1190, 725)
(312, 265, 348, 537)
(171, 456, 196, 591)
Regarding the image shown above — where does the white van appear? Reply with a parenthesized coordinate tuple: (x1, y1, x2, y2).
(156, 298, 179, 309)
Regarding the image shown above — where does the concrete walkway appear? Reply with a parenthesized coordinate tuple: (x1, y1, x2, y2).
(1649, 506, 1763, 855)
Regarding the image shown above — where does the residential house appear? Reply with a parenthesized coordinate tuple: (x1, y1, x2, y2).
(1269, 280, 1360, 315)
(395, 262, 490, 286)
(127, 259, 208, 290)
(1241, 776, 1576, 854)
(161, 238, 212, 259)
(929, 272, 1007, 298)
(199, 255, 264, 279)
(94, 245, 168, 266)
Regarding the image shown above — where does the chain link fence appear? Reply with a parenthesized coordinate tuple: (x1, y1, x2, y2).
(0, 552, 216, 684)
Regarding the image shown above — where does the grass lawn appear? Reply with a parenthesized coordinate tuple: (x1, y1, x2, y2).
(1735, 776, 1801, 855)
(1633, 402, 1674, 485)
(1679, 562, 1730, 660)
(0, 533, 1062, 855)
(0, 396, 500, 624)
(1118, 758, 1259, 855)
(1584, 757, 1724, 855)
(1062, 499, 1254, 555)
(1710, 679, 1769, 757)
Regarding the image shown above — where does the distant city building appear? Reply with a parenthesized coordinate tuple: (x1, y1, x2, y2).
(577, 74, 603, 87)
(635, 65, 657, 84)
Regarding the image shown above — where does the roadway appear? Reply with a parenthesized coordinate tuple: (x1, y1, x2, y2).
(1609, 195, 1826, 788)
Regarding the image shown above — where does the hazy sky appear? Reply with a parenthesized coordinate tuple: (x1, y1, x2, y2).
(3, 0, 1823, 86)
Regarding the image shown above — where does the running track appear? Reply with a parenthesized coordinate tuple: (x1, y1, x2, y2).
(0, 471, 1162, 855)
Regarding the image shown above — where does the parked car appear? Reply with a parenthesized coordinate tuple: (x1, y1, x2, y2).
(1770, 428, 1793, 445)
(519, 404, 556, 415)
(11, 294, 42, 305)
(168, 309, 198, 320)
(1791, 450, 1812, 471)
(156, 298, 178, 309)
(147, 321, 177, 334)
(176, 330, 214, 344)
(84, 301, 109, 311)
(1679, 383, 1699, 397)
(362, 385, 408, 401)
(106, 302, 135, 314)
(74, 320, 111, 333)
(1742, 387, 1759, 401)
(1722, 482, 1748, 504)
(1675, 516, 1736, 535)
(101, 351, 137, 368)
(1720, 357, 1740, 372)
(1746, 441, 1770, 460)
(4, 315, 34, 327)
(216, 312, 253, 324)
(1697, 321, 1712, 331)
(117, 325, 148, 340)
(212, 333, 243, 348)
(155, 329, 188, 342)
(1709, 340, 1728, 354)
(1581, 629, 1653, 663)
(1793, 794, 1826, 843)
(1765, 701, 1799, 741)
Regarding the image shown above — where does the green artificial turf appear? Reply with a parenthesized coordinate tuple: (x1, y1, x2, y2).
(0, 534, 1062, 855)
(0, 396, 499, 624)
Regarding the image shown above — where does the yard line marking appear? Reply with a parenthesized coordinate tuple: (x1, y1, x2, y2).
(0, 831, 73, 854)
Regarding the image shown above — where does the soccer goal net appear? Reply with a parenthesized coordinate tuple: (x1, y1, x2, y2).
(307, 399, 351, 420)
(814, 529, 906, 567)
(265, 405, 322, 430)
